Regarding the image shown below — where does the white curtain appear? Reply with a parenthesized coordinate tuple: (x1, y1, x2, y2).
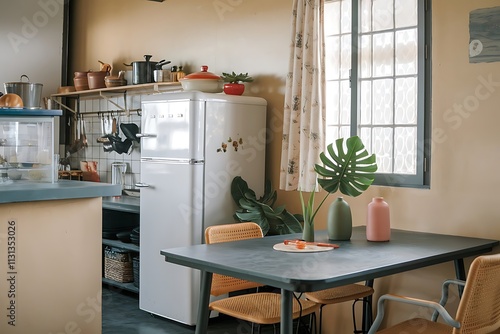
(280, 0, 326, 192)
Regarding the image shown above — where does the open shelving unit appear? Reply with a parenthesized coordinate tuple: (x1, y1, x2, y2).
(102, 196, 140, 294)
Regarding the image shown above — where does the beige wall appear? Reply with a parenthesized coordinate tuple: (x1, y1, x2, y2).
(69, 0, 500, 331)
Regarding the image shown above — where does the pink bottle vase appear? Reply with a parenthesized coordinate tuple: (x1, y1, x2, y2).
(366, 197, 391, 241)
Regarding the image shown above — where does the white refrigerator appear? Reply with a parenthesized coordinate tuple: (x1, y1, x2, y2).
(137, 91, 267, 325)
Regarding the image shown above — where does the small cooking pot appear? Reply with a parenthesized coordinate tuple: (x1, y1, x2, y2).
(124, 55, 169, 85)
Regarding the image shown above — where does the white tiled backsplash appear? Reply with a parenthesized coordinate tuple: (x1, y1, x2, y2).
(66, 94, 145, 188)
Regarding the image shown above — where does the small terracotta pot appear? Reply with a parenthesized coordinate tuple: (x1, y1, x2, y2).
(87, 71, 108, 90)
(74, 71, 89, 91)
(223, 83, 245, 95)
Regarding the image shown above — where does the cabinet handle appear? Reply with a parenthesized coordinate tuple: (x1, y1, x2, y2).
(135, 183, 150, 188)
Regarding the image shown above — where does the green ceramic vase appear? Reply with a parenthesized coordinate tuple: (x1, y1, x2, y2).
(327, 197, 352, 240)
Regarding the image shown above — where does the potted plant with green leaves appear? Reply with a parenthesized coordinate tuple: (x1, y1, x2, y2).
(221, 72, 253, 95)
(231, 176, 303, 235)
(300, 136, 378, 242)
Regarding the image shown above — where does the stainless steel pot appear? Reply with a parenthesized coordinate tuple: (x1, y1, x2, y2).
(4, 75, 43, 109)
(124, 55, 170, 85)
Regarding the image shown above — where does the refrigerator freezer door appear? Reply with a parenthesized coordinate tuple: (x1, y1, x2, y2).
(141, 99, 205, 160)
(139, 160, 204, 325)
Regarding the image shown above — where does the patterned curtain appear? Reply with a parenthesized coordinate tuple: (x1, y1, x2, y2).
(280, 0, 326, 192)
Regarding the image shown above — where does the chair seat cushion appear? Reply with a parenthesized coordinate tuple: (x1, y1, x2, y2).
(377, 318, 452, 333)
(209, 292, 320, 325)
(305, 284, 374, 304)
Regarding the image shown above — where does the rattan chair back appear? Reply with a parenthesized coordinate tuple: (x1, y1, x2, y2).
(453, 253, 500, 333)
(205, 222, 265, 296)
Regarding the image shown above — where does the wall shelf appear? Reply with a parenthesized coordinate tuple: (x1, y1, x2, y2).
(51, 82, 182, 115)
(103, 238, 139, 253)
(51, 82, 182, 99)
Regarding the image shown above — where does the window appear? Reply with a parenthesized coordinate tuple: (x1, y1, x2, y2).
(324, 0, 431, 187)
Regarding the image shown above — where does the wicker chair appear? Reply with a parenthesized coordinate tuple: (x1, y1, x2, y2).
(205, 222, 319, 334)
(367, 253, 500, 334)
(304, 283, 374, 333)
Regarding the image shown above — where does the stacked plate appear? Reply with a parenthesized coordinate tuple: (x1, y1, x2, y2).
(130, 227, 140, 246)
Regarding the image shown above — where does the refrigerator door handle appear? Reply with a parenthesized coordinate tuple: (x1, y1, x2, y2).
(135, 182, 151, 188)
(136, 133, 157, 138)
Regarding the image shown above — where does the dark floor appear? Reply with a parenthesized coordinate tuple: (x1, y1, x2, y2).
(102, 285, 280, 334)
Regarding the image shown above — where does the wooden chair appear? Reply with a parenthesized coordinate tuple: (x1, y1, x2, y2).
(368, 253, 500, 334)
(304, 283, 374, 333)
(205, 222, 319, 334)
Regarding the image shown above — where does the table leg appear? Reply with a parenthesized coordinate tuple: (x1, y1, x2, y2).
(363, 279, 374, 332)
(195, 270, 212, 334)
(281, 289, 293, 334)
(454, 259, 466, 297)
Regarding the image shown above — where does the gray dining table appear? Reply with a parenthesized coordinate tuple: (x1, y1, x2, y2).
(160, 226, 499, 334)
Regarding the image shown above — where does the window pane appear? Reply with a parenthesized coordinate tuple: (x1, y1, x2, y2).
(360, 35, 372, 78)
(373, 127, 394, 173)
(395, 0, 417, 28)
(372, 0, 394, 31)
(325, 35, 340, 80)
(360, 81, 372, 125)
(373, 32, 394, 77)
(395, 77, 417, 124)
(372, 79, 394, 125)
(340, 34, 352, 79)
(341, 0, 352, 34)
(340, 80, 351, 124)
(394, 127, 416, 174)
(395, 28, 417, 75)
(325, 1, 341, 35)
(360, 0, 372, 33)
(326, 81, 339, 125)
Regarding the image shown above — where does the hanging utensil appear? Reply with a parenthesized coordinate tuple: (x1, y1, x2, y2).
(112, 114, 117, 136)
(82, 114, 88, 148)
(67, 114, 79, 154)
(120, 123, 140, 142)
(96, 113, 111, 144)
(104, 114, 111, 135)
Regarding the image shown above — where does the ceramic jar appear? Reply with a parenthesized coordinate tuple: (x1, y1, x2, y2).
(87, 71, 108, 90)
(74, 71, 89, 91)
(327, 197, 352, 240)
(366, 197, 391, 241)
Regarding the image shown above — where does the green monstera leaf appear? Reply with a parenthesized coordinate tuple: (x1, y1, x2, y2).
(314, 136, 378, 197)
(231, 176, 303, 236)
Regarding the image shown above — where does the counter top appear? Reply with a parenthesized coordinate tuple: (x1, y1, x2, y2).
(0, 108, 62, 116)
(103, 195, 140, 213)
(0, 180, 121, 204)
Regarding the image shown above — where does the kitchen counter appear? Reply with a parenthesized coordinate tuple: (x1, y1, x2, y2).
(0, 180, 121, 204)
(0, 180, 120, 334)
(0, 108, 62, 116)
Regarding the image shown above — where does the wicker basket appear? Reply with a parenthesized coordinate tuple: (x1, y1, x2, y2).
(104, 247, 134, 283)
(132, 256, 140, 287)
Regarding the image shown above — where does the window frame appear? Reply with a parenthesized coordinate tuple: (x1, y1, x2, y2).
(325, 0, 432, 188)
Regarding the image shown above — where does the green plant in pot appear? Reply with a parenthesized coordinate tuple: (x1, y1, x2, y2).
(231, 176, 303, 236)
(221, 72, 253, 96)
(300, 136, 377, 242)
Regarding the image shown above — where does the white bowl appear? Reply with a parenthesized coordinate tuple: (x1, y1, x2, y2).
(179, 78, 223, 93)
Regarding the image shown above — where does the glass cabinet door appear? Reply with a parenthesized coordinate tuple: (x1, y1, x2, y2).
(0, 116, 55, 183)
